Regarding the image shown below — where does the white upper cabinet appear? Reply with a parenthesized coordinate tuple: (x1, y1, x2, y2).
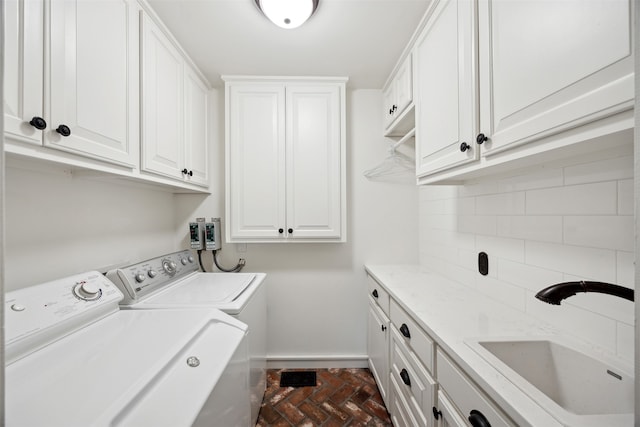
(414, 0, 476, 177)
(140, 12, 209, 187)
(4, 0, 138, 167)
(4, 0, 44, 146)
(479, 0, 633, 157)
(383, 53, 414, 136)
(414, 0, 634, 184)
(225, 78, 347, 243)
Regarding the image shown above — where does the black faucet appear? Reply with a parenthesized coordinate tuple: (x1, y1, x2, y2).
(535, 281, 634, 305)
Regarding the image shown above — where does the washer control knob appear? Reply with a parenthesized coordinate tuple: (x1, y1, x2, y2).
(186, 356, 200, 367)
(162, 259, 177, 276)
(181, 258, 188, 265)
(134, 273, 146, 283)
(147, 270, 157, 278)
(187, 255, 194, 263)
(73, 281, 102, 301)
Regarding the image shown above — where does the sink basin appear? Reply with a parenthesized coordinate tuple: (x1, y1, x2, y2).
(466, 337, 634, 426)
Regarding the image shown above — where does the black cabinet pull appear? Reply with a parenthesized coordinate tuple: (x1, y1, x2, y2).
(29, 116, 47, 130)
(372, 289, 379, 298)
(432, 407, 442, 420)
(188, 170, 193, 177)
(278, 228, 284, 234)
(399, 323, 411, 338)
(56, 124, 71, 137)
(392, 104, 398, 112)
(288, 228, 293, 234)
(381, 324, 387, 332)
(181, 168, 188, 175)
(400, 368, 411, 386)
(476, 133, 488, 145)
(468, 409, 491, 427)
(460, 142, 470, 152)
(389, 108, 394, 115)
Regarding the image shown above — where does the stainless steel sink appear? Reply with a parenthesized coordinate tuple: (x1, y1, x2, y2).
(466, 337, 634, 426)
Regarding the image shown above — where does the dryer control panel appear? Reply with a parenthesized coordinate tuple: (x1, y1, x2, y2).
(106, 250, 199, 305)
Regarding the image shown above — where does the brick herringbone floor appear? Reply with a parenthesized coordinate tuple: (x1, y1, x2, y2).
(256, 368, 392, 426)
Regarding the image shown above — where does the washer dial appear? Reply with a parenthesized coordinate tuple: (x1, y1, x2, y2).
(73, 281, 102, 301)
(162, 259, 177, 276)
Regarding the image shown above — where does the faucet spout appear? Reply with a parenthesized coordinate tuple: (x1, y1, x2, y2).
(535, 281, 634, 305)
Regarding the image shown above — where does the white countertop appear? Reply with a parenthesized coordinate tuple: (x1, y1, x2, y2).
(365, 264, 571, 427)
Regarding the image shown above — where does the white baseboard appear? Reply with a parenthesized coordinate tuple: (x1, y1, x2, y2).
(266, 354, 369, 369)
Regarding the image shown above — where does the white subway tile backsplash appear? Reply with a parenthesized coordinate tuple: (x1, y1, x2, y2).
(497, 216, 562, 243)
(563, 155, 633, 185)
(498, 259, 564, 293)
(457, 215, 497, 235)
(476, 192, 525, 215)
(616, 322, 634, 363)
(476, 235, 525, 263)
(497, 168, 564, 192)
(563, 216, 634, 251)
(616, 251, 634, 289)
(617, 179, 633, 215)
(525, 182, 617, 215)
(525, 241, 616, 282)
(419, 156, 632, 357)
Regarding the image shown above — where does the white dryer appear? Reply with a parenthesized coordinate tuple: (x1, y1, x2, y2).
(107, 250, 267, 427)
(5, 271, 250, 427)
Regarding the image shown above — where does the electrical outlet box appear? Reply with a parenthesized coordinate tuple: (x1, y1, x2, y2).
(189, 222, 203, 250)
(205, 218, 222, 250)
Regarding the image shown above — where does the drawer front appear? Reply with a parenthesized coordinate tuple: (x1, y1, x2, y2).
(436, 349, 514, 427)
(390, 299, 434, 373)
(390, 374, 420, 427)
(368, 275, 390, 315)
(391, 329, 437, 427)
(437, 390, 467, 427)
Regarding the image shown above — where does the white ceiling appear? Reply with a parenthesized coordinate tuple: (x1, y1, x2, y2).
(146, 0, 432, 89)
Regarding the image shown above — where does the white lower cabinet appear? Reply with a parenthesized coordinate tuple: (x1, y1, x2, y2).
(435, 348, 514, 427)
(366, 275, 515, 427)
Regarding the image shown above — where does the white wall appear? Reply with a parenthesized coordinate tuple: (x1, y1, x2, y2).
(418, 147, 635, 362)
(4, 159, 178, 290)
(176, 89, 420, 366)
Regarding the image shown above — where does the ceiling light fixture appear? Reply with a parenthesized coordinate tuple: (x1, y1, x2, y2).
(255, 0, 319, 29)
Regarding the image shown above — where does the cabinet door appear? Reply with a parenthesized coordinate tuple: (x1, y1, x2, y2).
(183, 66, 209, 187)
(415, 0, 477, 177)
(227, 85, 286, 239)
(382, 84, 395, 130)
(286, 85, 342, 239)
(436, 391, 467, 427)
(394, 54, 413, 117)
(4, 0, 44, 146)
(48, 0, 137, 167)
(478, 0, 634, 156)
(367, 302, 389, 404)
(141, 12, 184, 179)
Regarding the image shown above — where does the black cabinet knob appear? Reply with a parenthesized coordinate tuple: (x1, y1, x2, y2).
(432, 407, 442, 420)
(400, 368, 411, 386)
(288, 228, 293, 234)
(399, 323, 411, 338)
(29, 116, 47, 130)
(278, 228, 284, 234)
(460, 142, 470, 152)
(56, 124, 71, 137)
(476, 133, 488, 145)
(372, 289, 379, 298)
(469, 410, 491, 427)
(181, 168, 188, 175)
(188, 170, 193, 177)
(392, 104, 398, 112)
(381, 324, 387, 332)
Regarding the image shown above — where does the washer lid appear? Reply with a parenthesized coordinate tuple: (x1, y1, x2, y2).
(6, 308, 247, 427)
(139, 273, 262, 314)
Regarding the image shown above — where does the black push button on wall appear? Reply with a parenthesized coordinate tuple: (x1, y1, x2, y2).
(478, 252, 489, 276)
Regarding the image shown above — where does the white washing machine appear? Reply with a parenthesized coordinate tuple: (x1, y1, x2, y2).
(5, 271, 250, 427)
(106, 250, 267, 427)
